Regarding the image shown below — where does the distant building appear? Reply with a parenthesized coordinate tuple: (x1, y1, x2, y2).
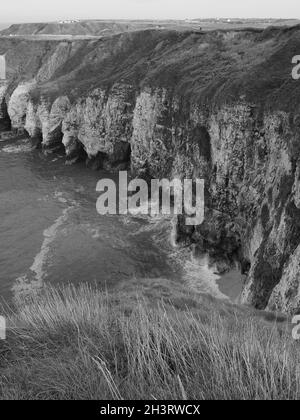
(58, 20, 79, 24)
(0, 55, 6, 80)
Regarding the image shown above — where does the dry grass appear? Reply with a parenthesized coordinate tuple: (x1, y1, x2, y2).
(0, 284, 299, 400)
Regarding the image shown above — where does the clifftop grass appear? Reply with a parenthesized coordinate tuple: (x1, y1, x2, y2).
(0, 282, 298, 400)
(31, 25, 300, 113)
(2, 24, 300, 112)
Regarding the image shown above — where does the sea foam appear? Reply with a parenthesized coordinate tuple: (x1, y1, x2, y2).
(13, 192, 77, 296)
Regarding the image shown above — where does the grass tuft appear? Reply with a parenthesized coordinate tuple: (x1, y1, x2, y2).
(0, 284, 299, 400)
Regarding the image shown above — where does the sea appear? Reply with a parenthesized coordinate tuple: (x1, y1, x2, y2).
(0, 137, 241, 303)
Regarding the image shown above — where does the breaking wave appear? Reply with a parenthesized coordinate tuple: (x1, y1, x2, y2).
(0, 140, 33, 154)
(13, 192, 77, 297)
(121, 206, 228, 300)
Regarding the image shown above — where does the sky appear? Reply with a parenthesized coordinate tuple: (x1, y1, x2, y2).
(0, 0, 299, 23)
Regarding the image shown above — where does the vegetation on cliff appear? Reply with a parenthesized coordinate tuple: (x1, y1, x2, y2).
(2, 24, 300, 111)
(0, 283, 298, 400)
(27, 25, 300, 113)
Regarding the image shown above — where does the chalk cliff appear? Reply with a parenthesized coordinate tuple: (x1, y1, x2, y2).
(1, 26, 300, 313)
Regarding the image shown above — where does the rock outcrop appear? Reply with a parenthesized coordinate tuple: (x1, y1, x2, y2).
(1, 26, 300, 313)
(0, 81, 10, 130)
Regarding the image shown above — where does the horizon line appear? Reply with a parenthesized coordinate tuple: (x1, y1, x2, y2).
(1, 17, 299, 24)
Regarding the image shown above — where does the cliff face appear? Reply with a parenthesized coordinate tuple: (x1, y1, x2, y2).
(1, 26, 300, 313)
(130, 95, 300, 314)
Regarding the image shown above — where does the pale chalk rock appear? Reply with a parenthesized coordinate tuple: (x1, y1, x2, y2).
(8, 81, 36, 128)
